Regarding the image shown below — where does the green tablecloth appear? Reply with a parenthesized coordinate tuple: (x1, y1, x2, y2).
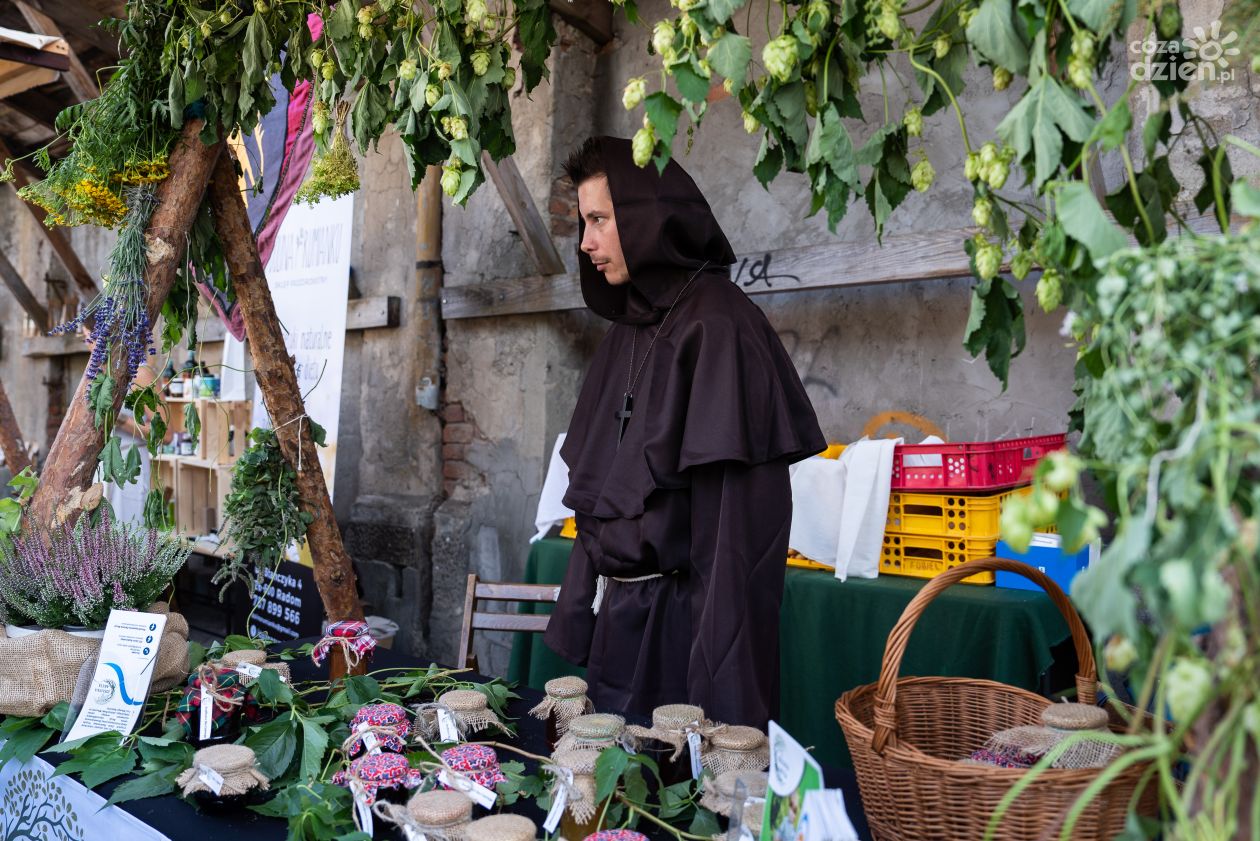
(507, 537, 1072, 766)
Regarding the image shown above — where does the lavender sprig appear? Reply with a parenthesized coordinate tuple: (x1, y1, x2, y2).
(50, 186, 160, 395)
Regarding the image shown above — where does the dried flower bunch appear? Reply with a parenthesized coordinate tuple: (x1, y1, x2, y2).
(0, 509, 191, 629)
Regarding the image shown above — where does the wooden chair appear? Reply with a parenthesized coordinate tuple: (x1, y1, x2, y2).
(457, 574, 561, 672)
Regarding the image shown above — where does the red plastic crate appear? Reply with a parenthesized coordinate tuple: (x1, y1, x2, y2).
(890, 433, 1068, 491)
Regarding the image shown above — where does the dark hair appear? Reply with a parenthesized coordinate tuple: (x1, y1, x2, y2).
(562, 136, 605, 187)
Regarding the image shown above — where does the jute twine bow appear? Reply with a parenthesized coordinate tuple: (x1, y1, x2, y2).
(341, 723, 406, 756)
(625, 717, 728, 762)
(314, 635, 363, 669)
(196, 664, 244, 712)
(541, 762, 597, 823)
(414, 701, 464, 739)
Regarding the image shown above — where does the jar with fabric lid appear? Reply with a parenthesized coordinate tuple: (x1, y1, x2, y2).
(528, 676, 593, 751)
(464, 813, 536, 841)
(331, 752, 426, 806)
(624, 704, 715, 786)
(219, 648, 294, 684)
(583, 831, 649, 841)
(375, 788, 474, 841)
(971, 702, 1119, 769)
(554, 712, 626, 754)
(440, 744, 508, 794)
(699, 769, 768, 816)
(419, 689, 509, 742)
(175, 744, 271, 811)
(701, 725, 769, 775)
(312, 620, 375, 680)
(547, 749, 600, 839)
(345, 702, 412, 756)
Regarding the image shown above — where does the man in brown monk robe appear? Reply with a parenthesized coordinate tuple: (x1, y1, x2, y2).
(542, 136, 826, 728)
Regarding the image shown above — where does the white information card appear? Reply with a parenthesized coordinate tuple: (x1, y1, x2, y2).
(65, 609, 168, 743)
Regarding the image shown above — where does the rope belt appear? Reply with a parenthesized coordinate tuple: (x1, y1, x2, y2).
(592, 572, 674, 614)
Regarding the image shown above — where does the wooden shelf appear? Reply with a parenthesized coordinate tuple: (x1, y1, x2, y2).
(152, 454, 225, 469)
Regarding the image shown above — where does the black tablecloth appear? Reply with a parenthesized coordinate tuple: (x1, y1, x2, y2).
(55, 645, 871, 839)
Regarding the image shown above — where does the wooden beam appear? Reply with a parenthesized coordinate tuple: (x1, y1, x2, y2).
(0, 378, 32, 474)
(16, 0, 99, 102)
(26, 121, 221, 531)
(0, 134, 100, 302)
(193, 295, 401, 342)
(207, 148, 365, 628)
(481, 152, 566, 276)
(0, 247, 49, 332)
(439, 213, 1239, 320)
(21, 333, 84, 358)
(0, 41, 69, 72)
(548, 0, 613, 44)
(2, 90, 65, 132)
(21, 0, 120, 58)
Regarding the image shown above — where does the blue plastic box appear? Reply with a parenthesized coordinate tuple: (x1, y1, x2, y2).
(995, 534, 1097, 593)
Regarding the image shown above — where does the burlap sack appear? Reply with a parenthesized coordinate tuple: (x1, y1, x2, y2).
(0, 603, 190, 716)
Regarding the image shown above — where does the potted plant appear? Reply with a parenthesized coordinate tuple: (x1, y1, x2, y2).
(0, 508, 193, 716)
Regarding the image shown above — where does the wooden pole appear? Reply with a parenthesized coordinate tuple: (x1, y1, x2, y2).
(26, 121, 221, 529)
(206, 149, 366, 627)
(0, 379, 32, 475)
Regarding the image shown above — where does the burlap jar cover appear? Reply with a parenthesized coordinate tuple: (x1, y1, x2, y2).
(699, 769, 768, 816)
(464, 813, 536, 841)
(624, 704, 724, 761)
(971, 702, 1121, 769)
(218, 648, 292, 684)
(375, 788, 474, 841)
(546, 749, 600, 825)
(175, 744, 270, 797)
(528, 676, 593, 735)
(700, 725, 769, 775)
(0, 602, 189, 717)
(554, 713, 627, 754)
(417, 689, 509, 740)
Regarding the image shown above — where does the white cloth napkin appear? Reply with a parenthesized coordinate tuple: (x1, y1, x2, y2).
(532, 433, 573, 543)
(789, 436, 946, 582)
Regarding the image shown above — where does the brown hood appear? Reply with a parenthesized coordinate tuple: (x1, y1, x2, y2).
(577, 136, 737, 324)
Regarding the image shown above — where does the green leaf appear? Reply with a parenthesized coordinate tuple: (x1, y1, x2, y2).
(1092, 101, 1131, 152)
(183, 403, 201, 450)
(673, 62, 710, 103)
(753, 138, 783, 187)
(327, 0, 357, 42)
(967, 0, 1030, 74)
(168, 71, 185, 128)
(689, 807, 722, 837)
(1142, 108, 1170, 159)
(706, 0, 746, 24)
(1067, 0, 1127, 35)
(351, 84, 390, 155)
(299, 715, 331, 781)
(245, 717, 298, 779)
(243, 14, 269, 87)
(88, 373, 116, 430)
(516, 0, 556, 90)
(107, 770, 176, 805)
(997, 78, 1095, 188)
(644, 92, 683, 150)
(807, 106, 858, 188)
(963, 271, 1025, 388)
(1056, 182, 1128, 261)
(342, 675, 382, 706)
(1072, 520, 1145, 641)
(0, 718, 55, 770)
(707, 33, 751, 86)
(594, 747, 630, 802)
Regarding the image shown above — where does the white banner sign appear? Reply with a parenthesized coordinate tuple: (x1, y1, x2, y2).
(251, 192, 353, 501)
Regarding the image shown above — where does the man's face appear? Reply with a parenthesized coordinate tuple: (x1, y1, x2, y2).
(578, 175, 630, 285)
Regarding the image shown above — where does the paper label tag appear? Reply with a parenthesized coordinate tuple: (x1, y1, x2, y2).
(403, 828, 428, 841)
(439, 770, 498, 809)
(197, 764, 224, 796)
(352, 782, 374, 836)
(64, 610, 168, 744)
(355, 722, 382, 755)
(236, 662, 289, 683)
(437, 708, 460, 743)
(542, 774, 571, 833)
(687, 730, 703, 779)
(199, 684, 214, 741)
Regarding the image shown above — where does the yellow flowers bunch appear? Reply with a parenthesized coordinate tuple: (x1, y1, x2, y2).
(67, 178, 129, 227)
(110, 156, 171, 185)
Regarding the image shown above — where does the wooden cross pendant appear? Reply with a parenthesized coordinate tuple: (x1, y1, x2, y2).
(616, 392, 634, 445)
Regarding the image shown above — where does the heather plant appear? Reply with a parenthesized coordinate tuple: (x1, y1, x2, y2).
(0, 510, 190, 629)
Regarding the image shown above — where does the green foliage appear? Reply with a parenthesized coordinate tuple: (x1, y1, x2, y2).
(0, 469, 38, 551)
(214, 427, 314, 596)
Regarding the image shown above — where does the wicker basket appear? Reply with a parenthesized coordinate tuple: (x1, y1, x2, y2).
(835, 557, 1155, 841)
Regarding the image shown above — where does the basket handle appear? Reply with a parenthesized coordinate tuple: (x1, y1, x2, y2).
(868, 557, 1097, 756)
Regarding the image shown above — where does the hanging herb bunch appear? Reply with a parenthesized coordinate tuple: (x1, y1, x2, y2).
(295, 103, 359, 205)
(214, 426, 323, 596)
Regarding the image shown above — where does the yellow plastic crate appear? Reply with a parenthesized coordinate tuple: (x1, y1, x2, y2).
(880, 533, 997, 585)
(560, 517, 577, 538)
(885, 487, 1023, 539)
(787, 550, 833, 571)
